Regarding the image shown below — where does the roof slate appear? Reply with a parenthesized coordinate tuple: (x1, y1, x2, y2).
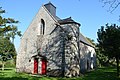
(43, 2, 94, 48)
(58, 17, 80, 26)
(79, 33, 95, 48)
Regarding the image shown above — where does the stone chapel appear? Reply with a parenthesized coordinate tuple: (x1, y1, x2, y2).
(16, 2, 96, 77)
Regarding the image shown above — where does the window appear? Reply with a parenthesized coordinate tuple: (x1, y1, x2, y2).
(40, 19, 45, 35)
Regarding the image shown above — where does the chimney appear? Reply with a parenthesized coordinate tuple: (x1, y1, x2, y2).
(44, 2, 56, 17)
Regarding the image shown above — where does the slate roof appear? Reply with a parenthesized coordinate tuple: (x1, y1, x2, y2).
(79, 33, 95, 48)
(44, 2, 94, 48)
(55, 16, 61, 20)
(58, 17, 80, 26)
(44, 2, 56, 9)
(58, 17, 93, 47)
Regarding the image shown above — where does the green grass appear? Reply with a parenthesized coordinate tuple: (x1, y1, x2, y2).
(0, 67, 119, 80)
(82, 67, 120, 80)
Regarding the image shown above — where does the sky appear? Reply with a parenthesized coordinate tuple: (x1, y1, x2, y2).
(0, 0, 120, 51)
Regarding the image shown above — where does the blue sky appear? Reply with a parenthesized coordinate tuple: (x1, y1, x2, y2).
(0, 0, 120, 51)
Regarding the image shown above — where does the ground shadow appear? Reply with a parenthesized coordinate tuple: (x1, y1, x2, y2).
(83, 67, 120, 80)
(0, 77, 28, 80)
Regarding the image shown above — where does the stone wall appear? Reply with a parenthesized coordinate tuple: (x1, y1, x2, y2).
(16, 5, 57, 73)
(16, 4, 96, 77)
(80, 42, 96, 73)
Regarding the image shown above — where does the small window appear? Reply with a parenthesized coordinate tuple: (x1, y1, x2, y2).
(40, 19, 45, 35)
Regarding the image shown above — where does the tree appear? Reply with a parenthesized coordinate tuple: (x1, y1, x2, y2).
(0, 7, 21, 69)
(6, 25, 22, 43)
(97, 23, 120, 76)
(96, 43, 109, 67)
(0, 37, 16, 70)
(0, 7, 21, 40)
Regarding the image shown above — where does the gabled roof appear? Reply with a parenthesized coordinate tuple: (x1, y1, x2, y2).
(58, 17, 80, 26)
(43, 2, 80, 25)
(43, 2, 94, 48)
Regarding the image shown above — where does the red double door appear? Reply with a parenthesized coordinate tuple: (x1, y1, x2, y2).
(34, 58, 38, 74)
(34, 58, 47, 75)
(41, 59, 47, 74)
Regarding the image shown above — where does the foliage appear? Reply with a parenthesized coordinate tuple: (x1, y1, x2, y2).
(0, 7, 21, 69)
(0, 37, 16, 70)
(97, 23, 120, 58)
(5, 25, 22, 43)
(0, 7, 22, 43)
(96, 45, 109, 67)
(97, 23, 120, 76)
(4, 60, 16, 68)
(0, 60, 16, 68)
(0, 38, 16, 61)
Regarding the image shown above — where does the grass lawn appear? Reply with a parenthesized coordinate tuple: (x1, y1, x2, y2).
(0, 67, 120, 80)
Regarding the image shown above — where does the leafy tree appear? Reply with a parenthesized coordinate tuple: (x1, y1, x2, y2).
(0, 7, 21, 40)
(0, 37, 16, 70)
(0, 7, 21, 69)
(97, 23, 120, 76)
(96, 43, 109, 67)
(6, 25, 22, 43)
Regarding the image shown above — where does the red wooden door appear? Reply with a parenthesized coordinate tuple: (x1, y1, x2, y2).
(34, 58, 38, 74)
(41, 59, 47, 75)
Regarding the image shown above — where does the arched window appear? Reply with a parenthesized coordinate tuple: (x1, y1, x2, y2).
(40, 19, 45, 35)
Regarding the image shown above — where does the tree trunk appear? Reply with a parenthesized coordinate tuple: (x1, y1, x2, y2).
(2, 61, 5, 71)
(12, 38, 14, 44)
(116, 56, 119, 77)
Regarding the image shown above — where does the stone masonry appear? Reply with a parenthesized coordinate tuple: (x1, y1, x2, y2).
(16, 2, 96, 77)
